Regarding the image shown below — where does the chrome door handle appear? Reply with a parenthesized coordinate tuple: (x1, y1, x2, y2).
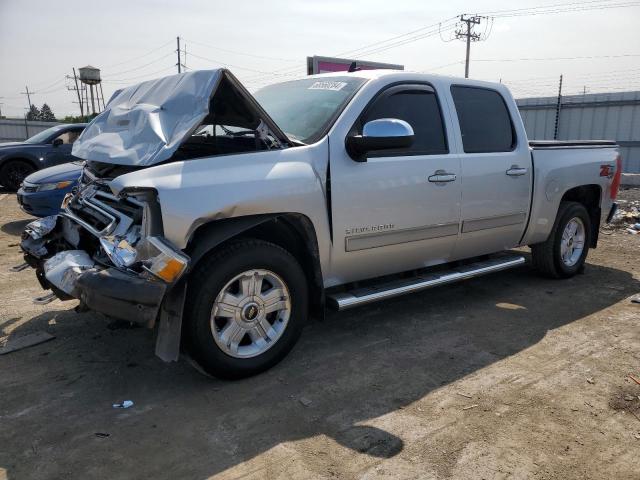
(428, 170, 457, 183)
(506, 166, 528, 176)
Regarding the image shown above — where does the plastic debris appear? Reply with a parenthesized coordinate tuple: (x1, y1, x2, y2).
(9, 262, 29, 272)
(95, 432, 110, 438)
(625, 228, 639, 235)
(33, 292, 57, 305)
(631, 296, 640, 305)
(112, 400, 134, 409)
(586, 377, 595, 384)
(299, 397, 313, 407)
(462, 404, 479, 410)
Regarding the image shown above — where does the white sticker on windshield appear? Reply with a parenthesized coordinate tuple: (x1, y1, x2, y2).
(308, 81, 348, 91)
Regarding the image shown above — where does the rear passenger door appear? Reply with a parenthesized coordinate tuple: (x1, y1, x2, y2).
(449, 85, 532, 259)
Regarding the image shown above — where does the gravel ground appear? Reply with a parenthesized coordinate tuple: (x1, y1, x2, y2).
(0, 189, 639, 480)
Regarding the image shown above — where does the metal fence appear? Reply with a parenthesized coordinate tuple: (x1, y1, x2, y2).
(517, 91, 640, 173)
(0, 118, 61, 142)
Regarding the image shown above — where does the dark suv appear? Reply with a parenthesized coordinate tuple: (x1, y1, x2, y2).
(0, 123, 86, 190)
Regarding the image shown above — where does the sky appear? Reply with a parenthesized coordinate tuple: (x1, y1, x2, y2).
(1, 0, 639, 119)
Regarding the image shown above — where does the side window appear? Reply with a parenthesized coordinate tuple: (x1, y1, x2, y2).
(53, 130, 82, 144)
(362, 87, 448, 155)
(450, 86, 515, 153)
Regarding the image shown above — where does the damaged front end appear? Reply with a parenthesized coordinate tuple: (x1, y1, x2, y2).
(21, 173, 189, 329)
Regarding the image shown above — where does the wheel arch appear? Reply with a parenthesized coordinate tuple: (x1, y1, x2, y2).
(185, 213, 325, 312)
(560, 184, 602, 247)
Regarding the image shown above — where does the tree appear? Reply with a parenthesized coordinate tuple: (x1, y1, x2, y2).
(39, 103, 57, 122)
(26, 104, 40, 121)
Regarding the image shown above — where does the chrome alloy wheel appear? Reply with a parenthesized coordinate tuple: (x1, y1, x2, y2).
(560, 217, 586, 267)
(210, 269, 291, 358)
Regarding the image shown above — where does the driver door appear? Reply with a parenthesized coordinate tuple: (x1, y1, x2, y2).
(328, 83, 461, 285)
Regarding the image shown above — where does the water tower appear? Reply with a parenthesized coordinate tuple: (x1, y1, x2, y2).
(78, 65, 105, 115)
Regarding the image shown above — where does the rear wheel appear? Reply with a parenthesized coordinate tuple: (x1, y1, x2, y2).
(185, 239, 308, 379)
(531, 201, 591, 278)
(0, 160, 35, 191)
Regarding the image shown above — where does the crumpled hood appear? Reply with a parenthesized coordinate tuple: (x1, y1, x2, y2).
(72, 70, 223, 167)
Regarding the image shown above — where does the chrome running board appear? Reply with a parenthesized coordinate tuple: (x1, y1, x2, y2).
(327, 254, 526, 310)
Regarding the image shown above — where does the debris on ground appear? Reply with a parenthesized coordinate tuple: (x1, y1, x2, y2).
(299, 397, 313, 407)
(631, 296, 640, 305)
(586, 377, 595, 384)
(9, 262, 29, 272)
(629, 375, 640, 386)
(32, 292, 57, 305)
(0, 332, 55, 355)
(608, 198, 640, 233)
(457, 392, 473, 399)
(95, 432, 110, 438)
(112, 400, 134, 409)
(462, 404, 479, 411)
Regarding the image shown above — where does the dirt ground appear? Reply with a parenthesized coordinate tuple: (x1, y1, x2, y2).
(0, 188, 639, 480)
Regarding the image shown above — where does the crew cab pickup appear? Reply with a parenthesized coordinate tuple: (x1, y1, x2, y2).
(20, 69, 622, 379)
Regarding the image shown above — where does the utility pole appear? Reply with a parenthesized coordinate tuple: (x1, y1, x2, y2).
(456, 15, 482, 78)
(21, 85, 33, 111)
(176, 36, 182, 73)
(69, 68, 84, 117)
(553, 74, 563, 140)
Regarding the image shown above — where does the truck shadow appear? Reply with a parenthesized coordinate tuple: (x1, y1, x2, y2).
(1, 261, 638, 479)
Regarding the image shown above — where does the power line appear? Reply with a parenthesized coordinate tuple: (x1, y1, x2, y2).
(102, 39, 175, 69)
(103, 51, 174, 77)
(183, 38, 299, 63)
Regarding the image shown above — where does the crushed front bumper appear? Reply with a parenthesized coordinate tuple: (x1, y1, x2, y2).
(21, 214, 185, 327)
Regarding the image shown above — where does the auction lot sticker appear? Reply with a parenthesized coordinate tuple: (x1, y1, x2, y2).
(308, 81, 348, 91)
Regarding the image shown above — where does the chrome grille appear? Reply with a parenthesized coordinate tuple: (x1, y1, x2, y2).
(62, 185, 142, 238)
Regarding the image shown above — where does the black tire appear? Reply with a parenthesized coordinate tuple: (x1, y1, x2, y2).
(185, 239, 308, 379)
(0, 159, 35, 191)
(531, 201, 591, 279)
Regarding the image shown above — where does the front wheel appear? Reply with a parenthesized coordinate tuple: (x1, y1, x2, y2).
(185, 239, 308, 379)
(531, 201, 591, 278)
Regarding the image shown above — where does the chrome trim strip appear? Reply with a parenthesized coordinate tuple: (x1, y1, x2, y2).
(345, 222, 459, 252)
(327, 255, 525, 310)
(462, 212, 526, 233)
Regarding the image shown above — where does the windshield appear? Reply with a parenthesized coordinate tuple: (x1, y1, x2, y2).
(253, 76, 367, 143)
(24, 125, 66, 144)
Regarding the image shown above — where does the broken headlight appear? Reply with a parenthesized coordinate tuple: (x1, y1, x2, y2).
(100, 233, 188, 284)
(136, 236, 189, 284)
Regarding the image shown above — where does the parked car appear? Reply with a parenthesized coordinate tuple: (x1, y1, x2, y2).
(20, 69, 621, 379)
(0, 123, 86, 190)
(17, 162, 83, 217)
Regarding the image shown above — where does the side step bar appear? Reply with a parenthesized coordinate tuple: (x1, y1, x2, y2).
(327, 255, 526, 310)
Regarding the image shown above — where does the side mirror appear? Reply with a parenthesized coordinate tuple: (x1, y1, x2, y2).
(346, 118, 414, 161)
(52, 138, 64, 147)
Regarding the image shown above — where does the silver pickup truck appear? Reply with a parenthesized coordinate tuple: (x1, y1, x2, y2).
(20, 69, 622, 378)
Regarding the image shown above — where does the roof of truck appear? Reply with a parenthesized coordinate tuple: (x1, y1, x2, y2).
(299, 69, 509, 92)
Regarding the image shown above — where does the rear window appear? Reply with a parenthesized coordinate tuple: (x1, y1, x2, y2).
(450, 86, 515, 153)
